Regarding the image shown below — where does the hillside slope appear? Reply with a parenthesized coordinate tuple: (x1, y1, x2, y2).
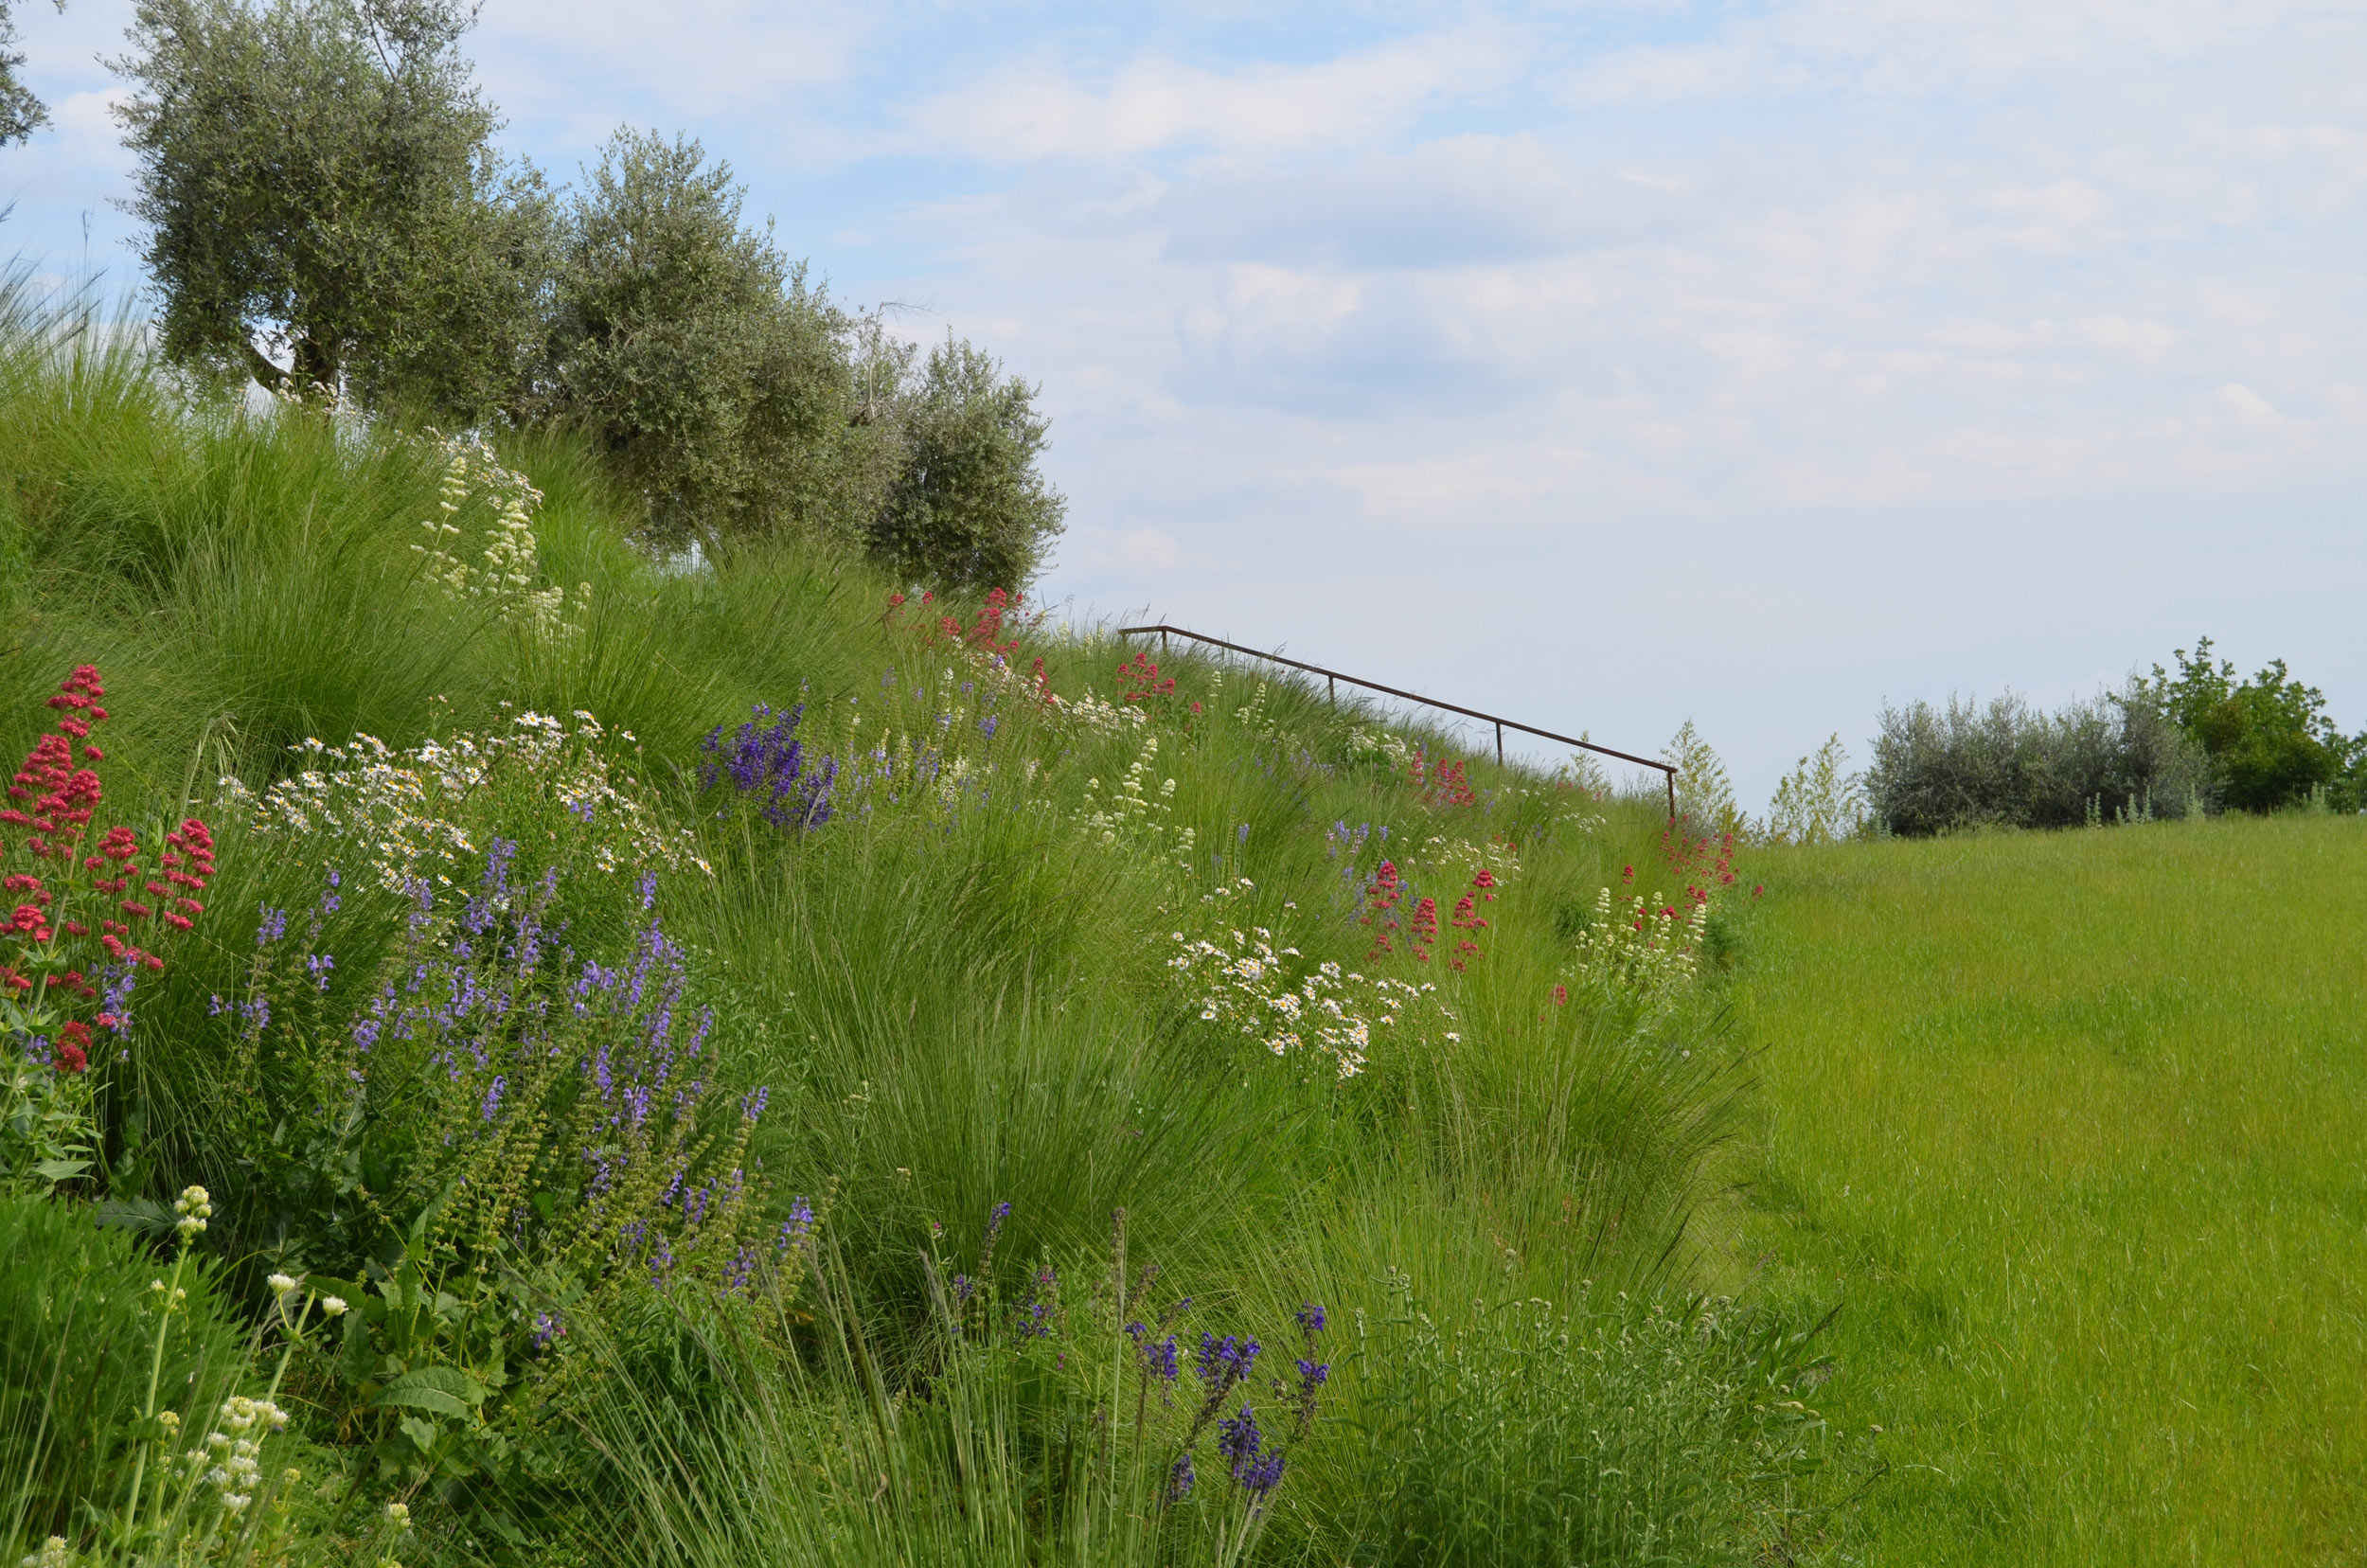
(0, 292, 1846, 1567)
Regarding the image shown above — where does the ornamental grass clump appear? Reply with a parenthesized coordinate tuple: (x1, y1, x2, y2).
(1341, 1275, 1843, 1566)
(913, 1206, 1326, 1565)
(0, 1184, 244, 1553)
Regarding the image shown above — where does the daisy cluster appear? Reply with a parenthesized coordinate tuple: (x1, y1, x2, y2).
(223, 710, 707, 893)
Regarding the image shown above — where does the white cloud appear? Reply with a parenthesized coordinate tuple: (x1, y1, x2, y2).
(900, 27, 1517, 162)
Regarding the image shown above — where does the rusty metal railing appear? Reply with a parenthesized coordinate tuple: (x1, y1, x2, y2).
(1114, 623, 1678, 821)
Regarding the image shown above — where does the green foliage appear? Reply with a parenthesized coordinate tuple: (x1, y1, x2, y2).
(0, 1, 61, 147)
(113, 0, 551, 418)
(539, 130, 900, 552)
(1866, 683, 2209, 835)
(866, 335, 1068, 593)
(0, 1192, 246, 1545)
(1764, 734, 1866, 846)
(1662, 719, 1746, 839)
(2137, 635, 2363, 812)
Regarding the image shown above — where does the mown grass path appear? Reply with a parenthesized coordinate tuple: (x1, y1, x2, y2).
(1735, 816, 2366, 1566)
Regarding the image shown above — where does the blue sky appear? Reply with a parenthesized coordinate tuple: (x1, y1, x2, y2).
(8, 0, 2363, 804)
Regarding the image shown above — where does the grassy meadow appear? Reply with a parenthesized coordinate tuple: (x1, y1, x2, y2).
(1735, 815, 2367, 1566)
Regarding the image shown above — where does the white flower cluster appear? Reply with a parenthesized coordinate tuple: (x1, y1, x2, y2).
(1561, 886, 1709, 1018)
(1166, 881, 1442, 1078)
(412, 435, 582, 642)
(1076, 735, 1196, 868)
(184, 1394, 288, 1516)
(222, 711, 709, 893)
(1049, 688, 1148, 735)
(1345, 725, 1421, 771)
(20, 1537, 71, 1568)
(1409, 834, 1522, 882)
(173, 1184, 210, 1240)
(1231, 679, 1278, 737)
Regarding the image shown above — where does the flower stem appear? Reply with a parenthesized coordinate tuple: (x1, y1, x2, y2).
(119, 1238, 189, 1541)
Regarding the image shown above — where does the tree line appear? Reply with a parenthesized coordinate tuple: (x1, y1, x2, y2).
(1865, 637, 2366, 833)
(7, 0, 1064, 589)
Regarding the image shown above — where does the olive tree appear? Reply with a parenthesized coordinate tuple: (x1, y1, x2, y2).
(538, 129, 901, 547)
(867, 335, 1067, 592)
(112, 0, 549, 418)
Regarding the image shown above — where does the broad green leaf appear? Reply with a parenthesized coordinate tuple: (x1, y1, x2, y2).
(372, 1363, 487, 1419)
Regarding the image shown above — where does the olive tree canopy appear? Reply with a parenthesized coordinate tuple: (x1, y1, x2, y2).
(112, 0, 549, 419)
(1, 1, 64, 147)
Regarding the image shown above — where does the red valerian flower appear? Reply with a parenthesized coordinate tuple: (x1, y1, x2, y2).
(54, 1020, 91, 1074)
(2, 669, 213, 1001)
(1118, 652, 1175, 703)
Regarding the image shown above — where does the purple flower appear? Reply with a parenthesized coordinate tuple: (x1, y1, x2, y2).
(1296, 1301, 1326, 1335)
(480, 1075, 507, 1121)
(1016, 1265, 1058, 1338)
(777, 1197, 815, 1254)
(1197, 1332, 1259, 1389)
(1217, 1405, 1263, 1471)
(533, 1311, 565, 1349)
(741, 1085, 770, 1120)
(1238, 1450, 1286, 1501)
(702, 704, 838, 830)
(306, 952, 335, 991)
(256, 906, 288, 946)
(1166, 1453, 1195, 1503)
(1129, 1326, 1179, 1383)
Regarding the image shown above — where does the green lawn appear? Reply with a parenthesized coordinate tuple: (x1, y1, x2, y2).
(1735, 814, 2367, 1567)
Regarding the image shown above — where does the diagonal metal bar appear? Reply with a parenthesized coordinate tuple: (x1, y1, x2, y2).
(1114, 622, 1678, 820)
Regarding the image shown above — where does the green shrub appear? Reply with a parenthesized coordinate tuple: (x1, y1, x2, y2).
(2137, 636, 2365, 812)
(1866, 684, 2207, 835)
